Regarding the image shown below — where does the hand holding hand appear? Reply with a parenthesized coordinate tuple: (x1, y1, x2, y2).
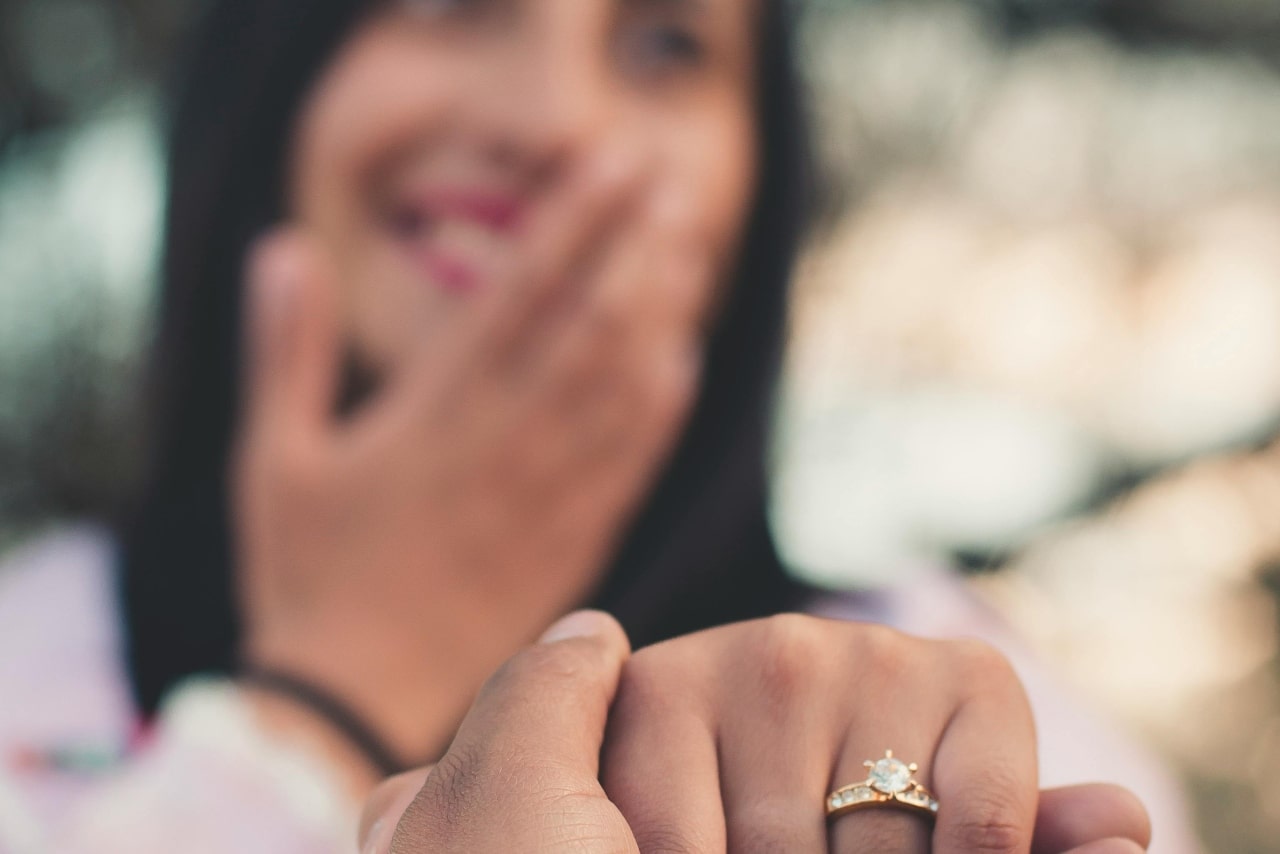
(361, 614, 1152, 853)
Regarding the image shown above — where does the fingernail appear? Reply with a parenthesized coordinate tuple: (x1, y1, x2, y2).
(539, 610, 612, 644)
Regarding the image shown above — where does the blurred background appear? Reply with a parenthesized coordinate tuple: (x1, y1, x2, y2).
(1, 0, 1277, 850)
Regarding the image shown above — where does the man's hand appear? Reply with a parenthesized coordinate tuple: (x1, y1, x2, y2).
(358, 611, 639, 854)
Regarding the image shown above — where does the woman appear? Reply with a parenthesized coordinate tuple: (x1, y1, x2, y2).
(0, 0, 1194, 850)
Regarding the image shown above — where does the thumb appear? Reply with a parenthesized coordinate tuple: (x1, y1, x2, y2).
(448, 610, 631, 778)
(362, 611, 631, 853)
(242, 228, 342, 446)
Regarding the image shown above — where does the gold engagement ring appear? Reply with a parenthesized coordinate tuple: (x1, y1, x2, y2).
(826, 750, 939, 821)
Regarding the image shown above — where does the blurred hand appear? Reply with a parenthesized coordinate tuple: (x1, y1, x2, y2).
(233, 152, 711, 763)
(366, 613, 1152, 854)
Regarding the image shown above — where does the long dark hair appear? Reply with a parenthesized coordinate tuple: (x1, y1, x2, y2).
(121, 0, 815, 714)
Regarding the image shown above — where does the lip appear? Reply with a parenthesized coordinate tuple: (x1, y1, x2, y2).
(396, 186, 527, 234)
(381, 184, 526, 295)
(408, 243, 481, 294)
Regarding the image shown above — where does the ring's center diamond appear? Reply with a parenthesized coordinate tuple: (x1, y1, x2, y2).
(869, 757, 911, 794)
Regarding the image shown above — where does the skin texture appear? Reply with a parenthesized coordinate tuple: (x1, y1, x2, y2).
(235, 0, 758, 762)
(359, 613, 1153, 853)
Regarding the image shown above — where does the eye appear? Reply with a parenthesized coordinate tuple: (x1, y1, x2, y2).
(625, 23, 708, 72)
(398, 0, 481, 19)
(649, 26, 706, 62)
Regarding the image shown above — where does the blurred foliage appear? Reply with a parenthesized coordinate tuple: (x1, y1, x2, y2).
(0, 0, 195, 543)
(0, 0, 201, 147)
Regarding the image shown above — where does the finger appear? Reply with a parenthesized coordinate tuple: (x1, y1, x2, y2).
(600, 648, 727, 854)
(359, 767, 433, 854)
(1032, 785, 1151, 854)
(480, 149, 648, 374)
(242, 229, 342, 447)
(389, 611, 633, 851)
(633, 183, 718, 340)
(714, 679, 833, 851)
(823, 628, 948, 854)
(530, 181, 708, 395)
(931, 644, 1039, 854)
(358, 150, 646, 443)
(497, 204, 650, 492)
(507, 186, 707, 488)
(436, 610, 630, 780)
(1061, 839, 1146, 854)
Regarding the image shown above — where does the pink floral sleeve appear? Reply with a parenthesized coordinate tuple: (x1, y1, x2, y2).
(49, 682, 359, 854)
(0, 528, 358, 854)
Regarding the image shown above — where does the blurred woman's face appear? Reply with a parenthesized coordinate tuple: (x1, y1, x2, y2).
(290, 0, 760, 368)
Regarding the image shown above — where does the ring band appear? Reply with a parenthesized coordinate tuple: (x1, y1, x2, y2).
(827, 750, 939, 821)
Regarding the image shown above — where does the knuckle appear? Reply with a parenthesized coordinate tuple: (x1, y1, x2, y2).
(759, 612, 824, 655)
(953, 637, 1011, 672)
(613, 642, 709, 729)
(948, 638, 1020, 692)
(611, 643, 705, 729)
(946, 811, 1026, 854)
(397, 749, 485, 845)
(612, 654, 674, 718)
(751, 614, 828, 700)
(851, 621, 916, 675)
(430, 746, 486, 816)
(629, 823, 711, 854)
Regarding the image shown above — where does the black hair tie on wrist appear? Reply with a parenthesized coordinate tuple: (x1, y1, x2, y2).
(240, 668, 409, 778)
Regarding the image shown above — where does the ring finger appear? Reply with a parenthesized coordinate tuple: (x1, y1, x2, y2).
(826, 730, 938, 854)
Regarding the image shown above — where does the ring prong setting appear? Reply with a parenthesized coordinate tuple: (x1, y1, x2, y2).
(827, 750, 939, 822)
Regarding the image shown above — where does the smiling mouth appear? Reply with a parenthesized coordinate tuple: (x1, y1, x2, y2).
(382, 188, 526, 295)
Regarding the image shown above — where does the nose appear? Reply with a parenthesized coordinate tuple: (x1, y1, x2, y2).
(472, 4, 619, 181)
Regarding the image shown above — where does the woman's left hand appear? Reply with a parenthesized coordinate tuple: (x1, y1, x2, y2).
(599, 615, 1151, 854)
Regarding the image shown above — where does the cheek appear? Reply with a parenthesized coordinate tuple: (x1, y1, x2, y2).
(658, 105, 758, 300)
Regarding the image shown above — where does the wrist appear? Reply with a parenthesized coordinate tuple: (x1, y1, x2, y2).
(239, 682, 387, 799)
(242, 620, 524, 762)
